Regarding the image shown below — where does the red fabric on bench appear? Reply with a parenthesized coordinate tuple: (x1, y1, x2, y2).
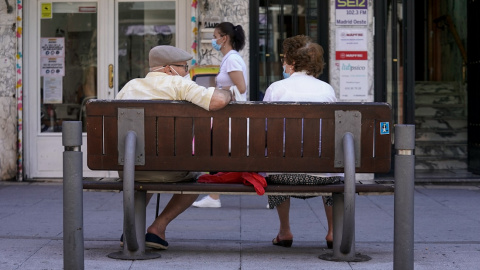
(197, 172, 267, 195)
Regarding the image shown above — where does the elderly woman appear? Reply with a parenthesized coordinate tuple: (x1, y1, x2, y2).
(264, 35, 342, 249)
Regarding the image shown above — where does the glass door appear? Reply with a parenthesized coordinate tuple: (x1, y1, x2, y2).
(24, 0, 183, 178)
(254, 0, 328, 100)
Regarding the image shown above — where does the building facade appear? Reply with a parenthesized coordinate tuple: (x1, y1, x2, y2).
(0, 0, 477, 181)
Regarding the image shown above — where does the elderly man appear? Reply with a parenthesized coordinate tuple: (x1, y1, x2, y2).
(117, 45, 233, 250)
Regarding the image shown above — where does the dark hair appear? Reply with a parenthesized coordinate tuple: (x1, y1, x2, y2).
(215, 22, 246, 52)
(283, 35, 325, 77)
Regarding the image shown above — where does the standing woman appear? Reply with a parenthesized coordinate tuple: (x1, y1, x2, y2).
(192, 22, 248, 208)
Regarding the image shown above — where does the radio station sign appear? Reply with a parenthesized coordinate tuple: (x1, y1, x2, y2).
(335, 0, 368, 26)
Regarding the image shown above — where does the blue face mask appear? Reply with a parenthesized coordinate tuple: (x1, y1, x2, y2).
(212, 38, 222, 51)
(282, 65, 290, 79)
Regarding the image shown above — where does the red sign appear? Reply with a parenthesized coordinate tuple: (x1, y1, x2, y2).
(336, 51, 367, 60)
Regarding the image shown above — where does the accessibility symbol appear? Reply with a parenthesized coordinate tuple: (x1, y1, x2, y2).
(380, 122, 390, 135)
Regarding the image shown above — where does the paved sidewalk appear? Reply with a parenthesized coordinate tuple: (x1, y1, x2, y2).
(1, 181, 480, 269)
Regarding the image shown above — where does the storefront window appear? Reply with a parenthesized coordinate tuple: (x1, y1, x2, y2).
(40, 2, 97, 133)
(117, 1, 176, 90)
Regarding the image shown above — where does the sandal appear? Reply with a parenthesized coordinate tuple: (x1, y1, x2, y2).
(272, 236, 293, 248)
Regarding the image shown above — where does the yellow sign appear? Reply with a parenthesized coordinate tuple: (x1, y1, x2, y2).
(41, 3, 52, 19)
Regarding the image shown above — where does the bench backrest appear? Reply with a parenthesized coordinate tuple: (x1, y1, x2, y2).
(86, 100, 392, 173)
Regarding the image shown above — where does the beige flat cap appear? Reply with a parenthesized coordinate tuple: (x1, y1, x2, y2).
(149, 45, 193, 67)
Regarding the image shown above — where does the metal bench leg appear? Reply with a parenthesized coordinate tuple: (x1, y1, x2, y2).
(108, 130, 160, 260)
(319, 132, 370, 262)
(156, 193, 161, 218)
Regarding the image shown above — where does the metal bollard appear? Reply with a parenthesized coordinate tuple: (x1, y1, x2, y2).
(394, 124, 415, 270)
(62, 121, 84, 270)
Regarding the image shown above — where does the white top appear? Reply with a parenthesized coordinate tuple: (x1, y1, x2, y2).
(263, 71, 337, 102)
(116, 72, 215, 111)
(263, 71, 342, 178)
(215, 50, 248, 100)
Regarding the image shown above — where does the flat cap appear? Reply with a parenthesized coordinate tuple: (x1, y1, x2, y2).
(149, 45, 193, 68)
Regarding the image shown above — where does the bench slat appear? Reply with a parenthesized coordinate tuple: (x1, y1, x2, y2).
(285, 118, 302, 157)
(194, 117, 212, 156)
(145, 116, 157, 157)
(249, 118, 266, 157)
(212, 116, 230, 157)
(303, 118, 321, 158)
(175, 117, 194, 157)
(231, 117, 248, 157)
(267, 118, 284, 157)
(157, 117, 175, 156)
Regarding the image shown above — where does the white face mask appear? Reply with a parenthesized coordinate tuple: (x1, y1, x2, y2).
(183, 74, 192, 81)
(151, 66, 165, 72)
(171, 67, 181, 76)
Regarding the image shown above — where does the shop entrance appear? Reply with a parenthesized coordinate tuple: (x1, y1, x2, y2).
(24, 0, 189, 178)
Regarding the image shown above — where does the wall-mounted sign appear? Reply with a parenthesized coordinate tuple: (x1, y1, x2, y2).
(43, 76, 63, 104)
(41, 57, 65, 77)
(335, 0, 368, 26)
(41, 38, 64, 57)
(339, 60, 368, 100)
(41, 2, 52, 19)
(336, 28, 367, 51)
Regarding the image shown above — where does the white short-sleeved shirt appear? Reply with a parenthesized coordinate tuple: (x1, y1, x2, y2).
(215, 50, 248, 100)
(116, 72, 215, 111)
(263, 71, 342, 178)
(263, 71, 337, 103)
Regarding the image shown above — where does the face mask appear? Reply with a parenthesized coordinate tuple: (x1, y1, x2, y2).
(171, 67, 181, 76)
(212, 38, 222, 51)
(183, 74, 192, 81)
(282, 65, 290, 79)
(151, 66, 165, 72)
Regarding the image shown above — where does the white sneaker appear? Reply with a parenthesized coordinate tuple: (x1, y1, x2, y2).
(192, 196, 221, 208)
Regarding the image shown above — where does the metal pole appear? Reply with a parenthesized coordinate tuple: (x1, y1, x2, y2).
(62, 121, 84, 270)
(108, 130, 160, 260)
(123, 130, 139, 252)
(394, 124, 415, 270)
(319, 131, 370, 262)
(340, 132, 355, 255)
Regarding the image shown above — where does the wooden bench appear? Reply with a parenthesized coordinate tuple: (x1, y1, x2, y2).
(62, 100, 415, 266)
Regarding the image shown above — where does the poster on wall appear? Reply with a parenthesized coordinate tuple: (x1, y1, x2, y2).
(41, 38, 65, 57)
(43, 77, 63, 104)
(339, 60, 368, 100)
(336, 28, 367, 51)
(335, 28, 368, 100)
(335, 0, 368, 26)
(41, 57, 65, 77)
(41, 2, 53, 19)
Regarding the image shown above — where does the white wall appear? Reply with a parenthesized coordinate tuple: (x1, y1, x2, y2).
(0, 1, 18, 180)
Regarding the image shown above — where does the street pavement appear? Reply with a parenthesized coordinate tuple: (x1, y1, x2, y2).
(1, 180, 480, 269)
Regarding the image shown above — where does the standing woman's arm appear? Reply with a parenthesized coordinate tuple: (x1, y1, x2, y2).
(228, 71, 246, 94)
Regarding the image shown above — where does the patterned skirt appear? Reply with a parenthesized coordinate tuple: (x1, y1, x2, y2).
(266, 174, 341, 209)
